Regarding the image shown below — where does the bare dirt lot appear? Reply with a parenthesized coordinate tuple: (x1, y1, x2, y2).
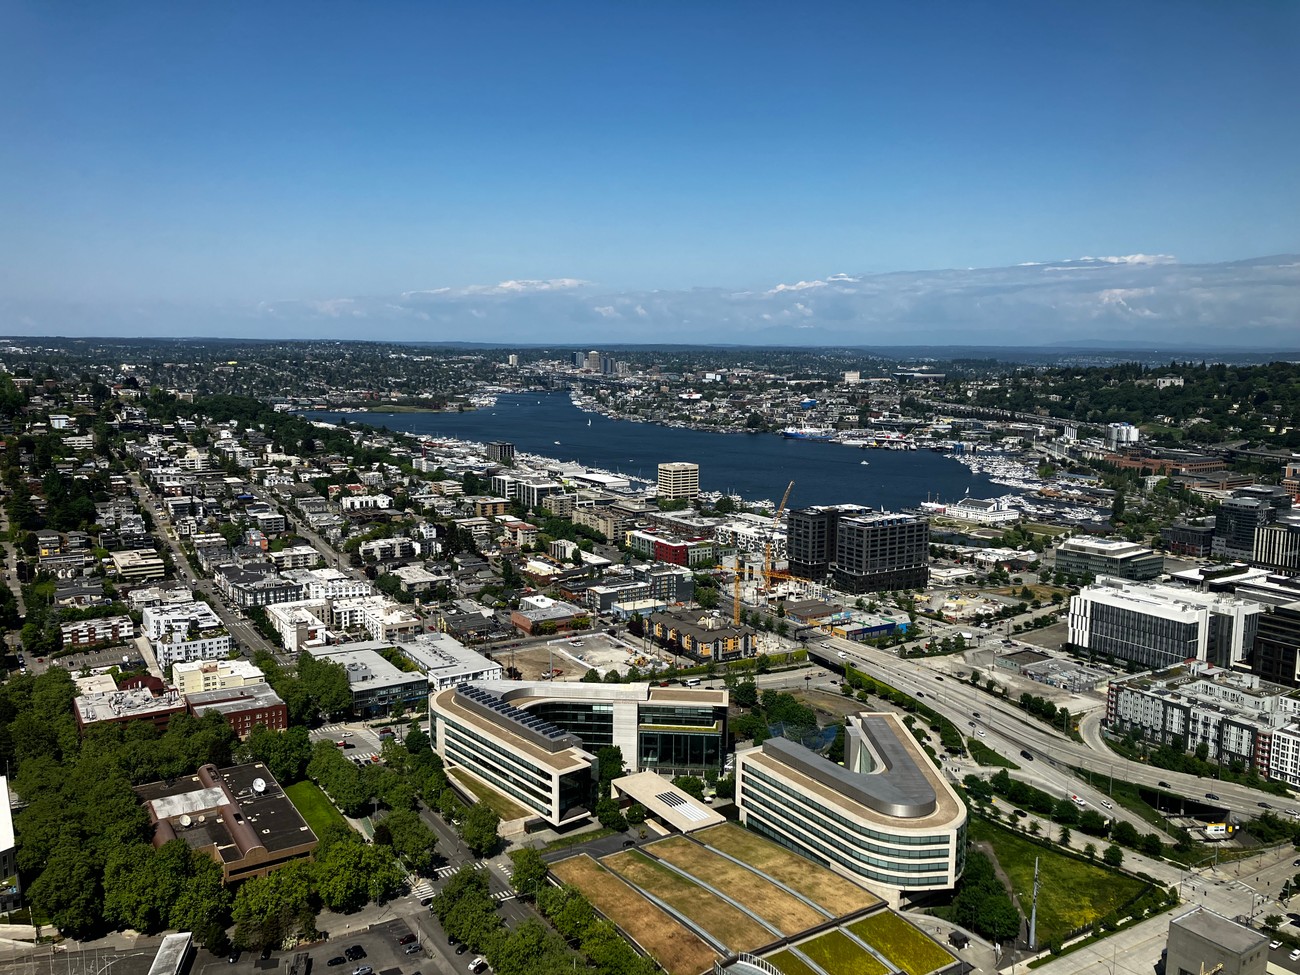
(511, 632, 678, 681)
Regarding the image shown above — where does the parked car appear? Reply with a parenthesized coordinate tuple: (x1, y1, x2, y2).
(327, 959, 345, 967)
(354, 967, 374, 975)
(227, 951, 241, 965)
(405, 945, 421, 955)
(455, 945, 468, 956)
(399, 935, 418, 946)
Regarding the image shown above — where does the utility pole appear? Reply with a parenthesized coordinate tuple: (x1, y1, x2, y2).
(1028, 856, 1040, 951)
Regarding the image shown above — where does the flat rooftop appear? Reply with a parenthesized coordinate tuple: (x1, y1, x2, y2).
(433, 686, 592, 775)
(1169, 906, 1268, 954)
(611, 771, 726, 833)
(306, 645, 429, 692)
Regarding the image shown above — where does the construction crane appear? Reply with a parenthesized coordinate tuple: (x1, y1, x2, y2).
(763, 480, 795, 593)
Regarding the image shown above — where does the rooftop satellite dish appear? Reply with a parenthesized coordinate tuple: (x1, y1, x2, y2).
(252, 777, 267, 794)
(179, 814, 192, 828)
(197, 815, 206, 824)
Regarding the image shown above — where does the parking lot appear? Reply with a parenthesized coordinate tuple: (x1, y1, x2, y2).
(193, 919, 442, 975)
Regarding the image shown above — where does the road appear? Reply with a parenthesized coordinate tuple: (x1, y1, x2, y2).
(127, 472, 287, 664)
(816, 637, 1291, 821)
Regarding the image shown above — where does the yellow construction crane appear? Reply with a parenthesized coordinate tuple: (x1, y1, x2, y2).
(763, 480, 795, 592)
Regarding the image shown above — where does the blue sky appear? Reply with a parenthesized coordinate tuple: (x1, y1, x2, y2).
(1, 2, 1297, 343)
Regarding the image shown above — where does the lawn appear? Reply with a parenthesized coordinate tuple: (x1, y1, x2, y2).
(551, 854, 718, 975)
(284, 780, 347, 837)
(971, 817, 1148, 943)
(696, 823, 880, 914)
(968, 738, 1019, 769)
(796, 931, 887, 975)
(541, 826, 619, 853)
(767, 949, 820, 975)
(603, 849, 775, 953)
(447, 768, 532, 821)
(648, 836, 829, 935)
(850, 911, 954, 975)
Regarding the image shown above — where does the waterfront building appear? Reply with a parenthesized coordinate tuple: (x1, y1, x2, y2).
(1054, 536, 1165, 581)
(734, 712, 966, 903)
(657, 462, 700, 502)
(1068, 577, 1261, 670)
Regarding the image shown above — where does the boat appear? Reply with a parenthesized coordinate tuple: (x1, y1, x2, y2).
(860, 460, 870, 466)
(587, 419, 592, 426)
(780, 425, 835, 441)
(554, 440, 561, 445)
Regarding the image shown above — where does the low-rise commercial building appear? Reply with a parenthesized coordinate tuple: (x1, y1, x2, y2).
(1054, 537, 1165, 582)
(186, 683, 289, 738)
(305, 645, 428, 717)
(734, 712, 967, 904)
(393, 632, 502, 690)
(137, 763, 317, 884)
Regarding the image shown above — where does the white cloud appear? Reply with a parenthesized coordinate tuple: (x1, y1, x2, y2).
(1078, 254, 1177, 266)
(465, 278, 589, 295)
(768, 279, 827, 294)
(593, 305, 618, 318)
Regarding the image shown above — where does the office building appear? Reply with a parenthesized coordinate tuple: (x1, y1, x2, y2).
(1054, 537, 1164, 582)
(1069, 577, 1261, 671)
(1252, 601, 1300, 687)
(657, 462, 700, 502)
(1161, 516, 1217, 558)
(1214, 487, 1293, 562)
(1165, 908, 1267, 975)
(392, 632, 502, 691)
(430, 681, 729, 827)
(305, 644, 429, 717)
(1253, 517, 1300, 574)
(734, 712, 966, 903)
(486, 440, 515, 466)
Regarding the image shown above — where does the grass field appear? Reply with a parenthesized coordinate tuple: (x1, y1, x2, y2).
(604, 849, 775, 952)
(796, 931, 887, 975)
(284, 780, 347, 837)
(767, 950, 820, 975)
(850, 912, 954, 975)
(696, 823, 880, 914)
(968, 738, 1019, 768)
(648, 836, 829, 934)
(971, 817, 1148, 943)
(551, 855, 718, 975)
(542, 826, 619, 853)
(448, 768, 532, 821)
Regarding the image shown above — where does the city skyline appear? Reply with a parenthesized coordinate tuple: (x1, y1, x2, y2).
(2, 2, 1297, 345)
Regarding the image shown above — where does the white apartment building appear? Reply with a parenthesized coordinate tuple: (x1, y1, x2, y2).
(282, 567, 373, 601)
(268, 544, 323, 571)
(330, 596, 422, 642)
(264, 600, 330, 654)
(172, 659, 267, 696)
(142, 600, 233, 669)
(1069, 577, 1262, 671)
(1107, 662, 1300, 772)
(340, 493, 393, 512)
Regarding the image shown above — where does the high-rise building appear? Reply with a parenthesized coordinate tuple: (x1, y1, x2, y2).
(486, 441, 515, 465)
(657, 462, 700, 502)
(1105, 422, 1140, 450)
(1214, 486, 1293, 561)
(786, 505, 928, 594)
(585, 350, 601, 371)
(507, 353, 519, 368)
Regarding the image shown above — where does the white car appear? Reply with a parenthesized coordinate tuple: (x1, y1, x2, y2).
(1289, 948, 1300, 962)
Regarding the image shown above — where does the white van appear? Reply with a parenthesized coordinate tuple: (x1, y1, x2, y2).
(683, 678, 702, 687)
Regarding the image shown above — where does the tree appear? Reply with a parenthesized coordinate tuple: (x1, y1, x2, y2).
(383, 808, 438, 874)
(508, 848, 549, 899)
(671, 775, 706, 800)
(596, 745, 625, 799)
(1140, 832, 1164, 857)
(231, 860, 317, 949)
(1103, 845, 1124, 868)
(460, 802, 501, 857)
(1112, 820, 1140, 848)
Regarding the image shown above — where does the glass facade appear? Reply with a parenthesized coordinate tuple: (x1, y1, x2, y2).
(530, 701, 615, 750)
(739, 764, 959, 889)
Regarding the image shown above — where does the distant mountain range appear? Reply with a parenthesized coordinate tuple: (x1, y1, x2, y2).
(5, 253, 1299, 348)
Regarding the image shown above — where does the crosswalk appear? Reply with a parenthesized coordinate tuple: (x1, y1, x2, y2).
(427, 862, 515, 901)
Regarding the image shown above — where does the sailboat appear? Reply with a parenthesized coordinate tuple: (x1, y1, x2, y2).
(587, 419, 592, 426)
